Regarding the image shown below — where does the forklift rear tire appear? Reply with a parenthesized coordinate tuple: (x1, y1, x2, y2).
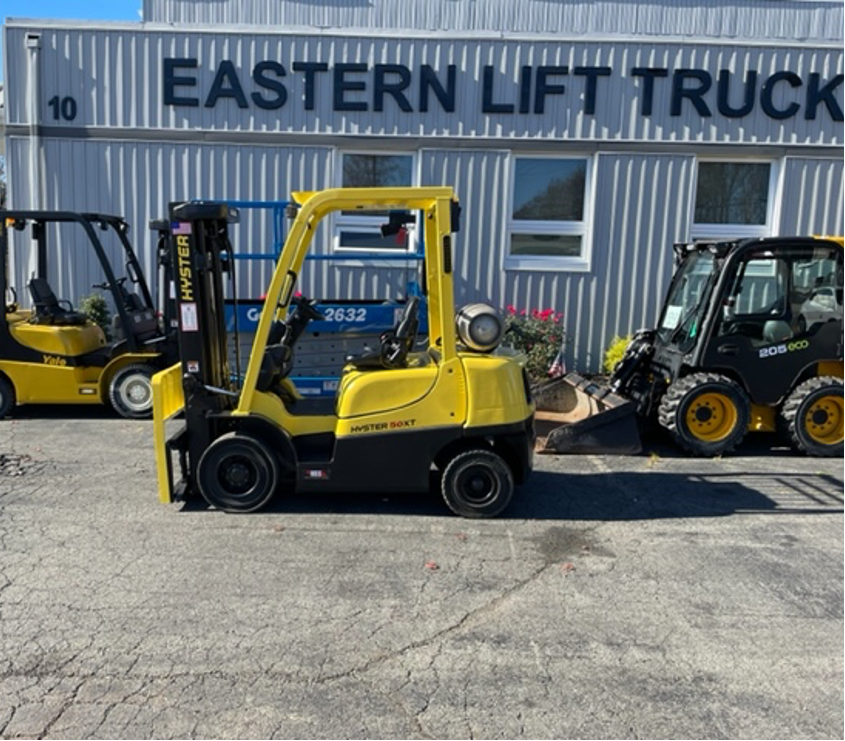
(0, 375, 15, 418)
(197, 432, 280, 513)
(780, 376, 844, 457)
(441, 449, 514, 518)
(658, 372, 750, 457)
(109, 363, 156, 419)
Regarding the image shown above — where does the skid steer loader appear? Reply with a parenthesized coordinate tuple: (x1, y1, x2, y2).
(152, 188, 534, 517)
(537, 236, 843, 457)
(1, 211, 176, 418)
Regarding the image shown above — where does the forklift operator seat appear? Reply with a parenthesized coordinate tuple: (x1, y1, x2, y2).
(346, 296, 420, 370)
(28, 278, 89, 326)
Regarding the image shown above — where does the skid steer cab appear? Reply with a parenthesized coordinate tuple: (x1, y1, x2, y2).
(537, 236, 843, 457)
(0, 211, 176, 419)
(153, 188, 534, 517)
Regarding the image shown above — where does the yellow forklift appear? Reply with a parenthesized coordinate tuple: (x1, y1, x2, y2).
(152, 188, 535, 517)
(1, 211, 175, 418)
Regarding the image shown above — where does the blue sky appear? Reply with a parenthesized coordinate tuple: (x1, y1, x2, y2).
(1, 1, 142, 81)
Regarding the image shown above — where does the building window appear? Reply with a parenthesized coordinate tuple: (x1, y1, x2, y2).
(506, 156, 591, 271)
(335, 152, 416, 252)
(343, 153, 413, 190)
(692, 161, 775, 240)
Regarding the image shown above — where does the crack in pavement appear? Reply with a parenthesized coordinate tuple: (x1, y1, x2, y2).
(311, 559, 554, 685)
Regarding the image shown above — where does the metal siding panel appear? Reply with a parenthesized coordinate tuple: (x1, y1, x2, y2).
(7, 138, 334, 307)
(421, 149, 509, 308)
(580, 153, 695, 371)
(6, 26, 840, 147)
(142, 2, 844, 43)
(419, 149, 628, 373)
(779, 158, 845, 236)
(448, 153, 696, 373)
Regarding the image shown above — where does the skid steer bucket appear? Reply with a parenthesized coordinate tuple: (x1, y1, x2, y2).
(533, 373, 642, 455)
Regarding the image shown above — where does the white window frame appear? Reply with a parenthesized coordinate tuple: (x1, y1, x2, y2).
(504, 154, 593, 273)
(690, 159, 779, 241)
(333, 150, 419, 256)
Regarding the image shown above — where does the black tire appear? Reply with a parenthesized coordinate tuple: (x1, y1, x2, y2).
(779, 376, 843, 457)
(109, 363, 156, 419)
(0, 375, 15, 418)
(441, 449, 514, 518)
(658, 372, 750, 457)
(197, 432, 279, 513)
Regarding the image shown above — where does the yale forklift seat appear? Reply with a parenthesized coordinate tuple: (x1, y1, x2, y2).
(28, 278, 89, 326)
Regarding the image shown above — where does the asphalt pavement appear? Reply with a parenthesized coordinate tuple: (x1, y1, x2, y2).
(1, 409, 842, 739)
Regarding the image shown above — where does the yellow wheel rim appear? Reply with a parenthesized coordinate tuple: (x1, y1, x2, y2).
(803, 395, 844, 445)
(685, 392, 738, 442)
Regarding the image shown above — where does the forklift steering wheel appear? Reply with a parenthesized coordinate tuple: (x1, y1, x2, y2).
(291, 295, 324, 322)
(93, 277, 127, 291)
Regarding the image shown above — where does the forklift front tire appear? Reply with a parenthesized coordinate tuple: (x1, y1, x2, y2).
(197, 432, 280, 513)
(780, 376, 844, 457)
(659, 372, 750, 457)
(441, 449, 514, 518)
(0, 375, 15, 418)
(109, 363, 156, 419)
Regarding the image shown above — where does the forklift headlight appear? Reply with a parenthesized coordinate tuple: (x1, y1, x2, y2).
(456, 303, 504, 353)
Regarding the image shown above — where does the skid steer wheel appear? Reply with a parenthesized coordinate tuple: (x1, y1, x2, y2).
(0, 375, 16, 418)
(658, 372, 750, 457)
(109, 363, 157, 419)
(780, 376, 844, 457)
(441, 449, 514, 518)
(197, 432, 280, 513)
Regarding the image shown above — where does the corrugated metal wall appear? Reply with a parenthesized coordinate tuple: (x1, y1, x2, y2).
(4, 26, 841, 147)
(9, 134, 839, 372)
(6, 137, 334, 313)
(587, 154, 695, 369)
(779, 157, 845, 236)
(420, 149, 510, 307)
(3, 10, 842, 371)
(142, 1, 844, 43)
(443, 152, 697, 372)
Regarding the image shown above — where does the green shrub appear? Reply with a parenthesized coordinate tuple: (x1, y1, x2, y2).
(79, 293, 111, 339)
(603, 335, 631, 374)
(504, 306, 565, 383)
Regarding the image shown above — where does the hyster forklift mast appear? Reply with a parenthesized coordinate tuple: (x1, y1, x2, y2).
(536, 236, 844, 457)
(164, 204, 238, 465)
(153, 188, 535, 517)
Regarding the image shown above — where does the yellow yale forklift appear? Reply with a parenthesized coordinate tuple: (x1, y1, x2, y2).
(1, 211, 176, 418)
(153, 188, 535, 517)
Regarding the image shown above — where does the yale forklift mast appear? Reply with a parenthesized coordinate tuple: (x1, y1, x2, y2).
(153, 188, 534, 517)
(0, 211, 176, 418)
(537, 237, 843, 457)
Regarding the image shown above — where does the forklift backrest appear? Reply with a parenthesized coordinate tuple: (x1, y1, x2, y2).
(111, 289, 160, 342)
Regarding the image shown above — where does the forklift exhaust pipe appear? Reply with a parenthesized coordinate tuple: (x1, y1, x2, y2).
(533, 373, 643, 455)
